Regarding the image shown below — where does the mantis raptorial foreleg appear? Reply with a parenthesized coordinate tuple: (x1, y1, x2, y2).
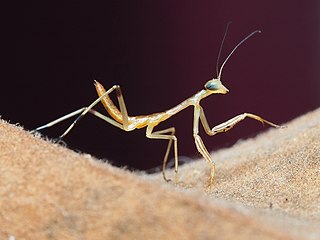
(192, 106, 282, 188)
(146, 126, 178, 182)
(199, 108, 282, 136)
(193, 106, 216, 188)
(194, 134, 216, 189)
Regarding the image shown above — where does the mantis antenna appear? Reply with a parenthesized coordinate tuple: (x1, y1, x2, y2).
(218, 29, 261, 79)
(216, 22, 232, 77)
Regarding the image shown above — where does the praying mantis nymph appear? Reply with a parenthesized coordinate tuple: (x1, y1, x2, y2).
(33, 26, 282, 189)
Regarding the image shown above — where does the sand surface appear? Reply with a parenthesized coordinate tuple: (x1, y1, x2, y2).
(0, 108, 319, 240)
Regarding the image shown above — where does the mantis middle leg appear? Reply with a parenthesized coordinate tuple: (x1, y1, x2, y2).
(146, 125, 178, 182)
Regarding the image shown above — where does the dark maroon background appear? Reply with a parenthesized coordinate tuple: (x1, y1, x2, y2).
(3, 1, 319, 170)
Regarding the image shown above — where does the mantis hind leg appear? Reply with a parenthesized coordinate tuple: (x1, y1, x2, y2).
(146, 126, 178, 182)
(58, 85, 129, 138)
(32, 84, 130, 138)
(32, 107, 125, 137)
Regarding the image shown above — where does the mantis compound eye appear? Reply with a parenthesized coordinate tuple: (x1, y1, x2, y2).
(205, 80, 229, 93)
(205, 80, 220, 90)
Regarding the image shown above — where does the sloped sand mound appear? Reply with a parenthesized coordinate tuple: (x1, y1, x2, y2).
(0, 108, 319, 239)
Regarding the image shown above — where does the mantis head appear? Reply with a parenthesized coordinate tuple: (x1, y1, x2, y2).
(205, 25, 261, 95)
(204, 79, 229, 94)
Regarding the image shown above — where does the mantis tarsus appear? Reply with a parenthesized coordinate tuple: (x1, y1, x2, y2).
(33, 27, 282, 189)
